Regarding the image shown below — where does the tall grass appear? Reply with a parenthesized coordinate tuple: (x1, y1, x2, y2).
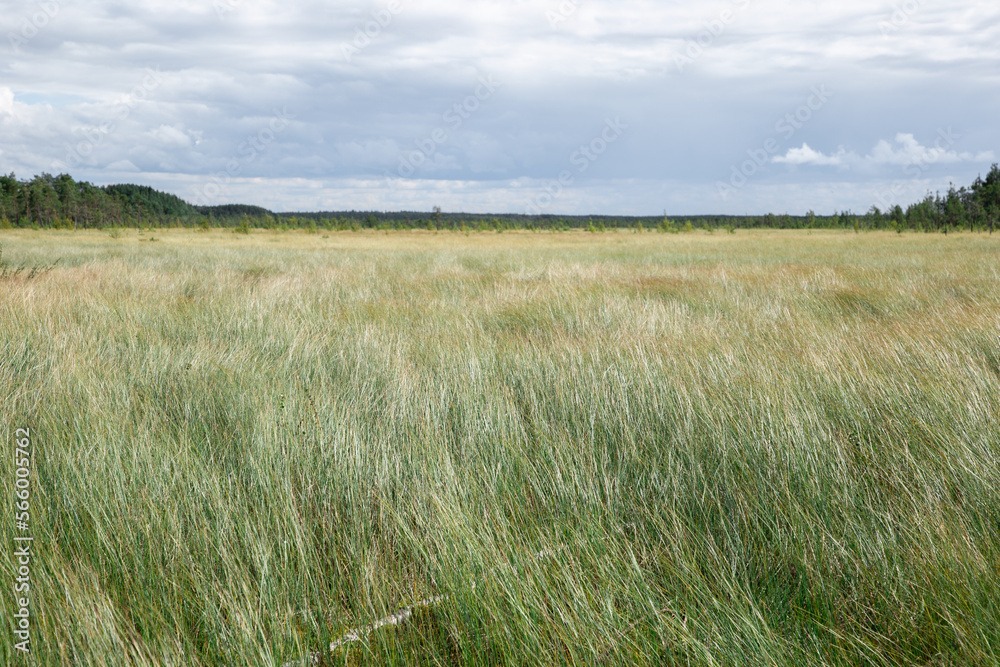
(2, 229, 999, 666)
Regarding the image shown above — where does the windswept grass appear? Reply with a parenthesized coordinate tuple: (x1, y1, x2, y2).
(2, 229, 999, 666)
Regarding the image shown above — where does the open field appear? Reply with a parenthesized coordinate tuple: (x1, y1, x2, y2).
(2, 229, 1000, 666)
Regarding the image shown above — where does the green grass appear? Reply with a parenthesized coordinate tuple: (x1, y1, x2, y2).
(2, 229, 999, 666)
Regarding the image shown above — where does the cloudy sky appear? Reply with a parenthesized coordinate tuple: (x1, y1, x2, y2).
(1, 0, 998, 215)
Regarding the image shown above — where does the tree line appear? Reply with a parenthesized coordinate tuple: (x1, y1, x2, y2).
(0, 174, 195, 229)
(1, 165, 997, 232)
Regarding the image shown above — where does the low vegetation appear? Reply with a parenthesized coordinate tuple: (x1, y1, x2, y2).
(1, 230, 999, 666)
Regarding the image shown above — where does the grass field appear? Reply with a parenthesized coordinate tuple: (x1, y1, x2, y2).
(2, 229, 999, 666)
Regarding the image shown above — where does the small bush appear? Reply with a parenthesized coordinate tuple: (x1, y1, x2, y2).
(659, 218, 678, 234)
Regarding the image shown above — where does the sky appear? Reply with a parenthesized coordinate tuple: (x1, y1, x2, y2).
(1, 0, 998, 216)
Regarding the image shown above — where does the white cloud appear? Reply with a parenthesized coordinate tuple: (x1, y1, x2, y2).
(869, 133, 969, 166)
(773, 144, 849, 167)
(147, 125, 193, 148)
(0, 88, 14, 116)
(775, 134, 995, 171)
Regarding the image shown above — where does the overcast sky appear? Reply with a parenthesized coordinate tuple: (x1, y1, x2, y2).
(1, 0, 998, 215)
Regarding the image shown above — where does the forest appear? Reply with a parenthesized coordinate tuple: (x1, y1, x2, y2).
(1, 165, 998, 232)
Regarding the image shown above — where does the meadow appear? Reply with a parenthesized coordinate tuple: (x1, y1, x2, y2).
(1, 228, 999, 666)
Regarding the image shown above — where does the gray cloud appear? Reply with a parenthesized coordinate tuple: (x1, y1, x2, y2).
(1, 0, 998, 214)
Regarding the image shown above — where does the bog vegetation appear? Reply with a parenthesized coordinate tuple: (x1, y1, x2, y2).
(1, 230, 998, 666)
(1, 164, 998, 232)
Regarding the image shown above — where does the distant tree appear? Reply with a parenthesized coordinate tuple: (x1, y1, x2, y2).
(974, 164, 1000, 234)
(0, 173, 19, 225)
(890, 205, 905, 232)
(944, 185, 966, 232)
